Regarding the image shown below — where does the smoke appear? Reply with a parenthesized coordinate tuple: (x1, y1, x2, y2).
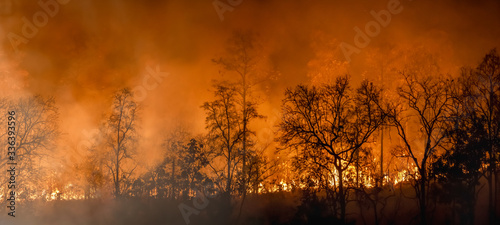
(0, 0, 498, 205)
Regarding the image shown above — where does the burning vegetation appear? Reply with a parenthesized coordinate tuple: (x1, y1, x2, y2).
(0, 0, 500, 225)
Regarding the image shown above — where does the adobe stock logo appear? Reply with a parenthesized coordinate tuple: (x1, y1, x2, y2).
(212, 0, 243, 21)
(132, 65, 169, 102)
(340, 0, 404, 62)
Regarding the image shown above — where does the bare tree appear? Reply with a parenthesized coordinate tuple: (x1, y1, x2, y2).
(202, 83, 244, 200)
(0, 96, 59, 200)
(390, 72, 452, 225)
(103, 88, 139, 198)
(278, 75, 386, 222)
(212, 30, 264, 198)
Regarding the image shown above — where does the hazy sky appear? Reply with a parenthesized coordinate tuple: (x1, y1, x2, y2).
(1, 0, 499, 167)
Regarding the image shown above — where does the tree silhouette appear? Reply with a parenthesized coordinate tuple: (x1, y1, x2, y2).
(212, 30, 265, 199)
(429, 70, 489, 225)
(103, 88, 139, 198)
(278, 75, 387, 223)
(139, 131, 209, 200)
(432, 119, 486, 225)
(465, 49, 500, 225)
(202, 83, 244, 200)
(178, 138, 210, 198)
(390, 72, 452, 225)
(0, 96, 59, 200)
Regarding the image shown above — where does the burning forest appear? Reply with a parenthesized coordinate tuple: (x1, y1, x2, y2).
(0, 0, 500, 225)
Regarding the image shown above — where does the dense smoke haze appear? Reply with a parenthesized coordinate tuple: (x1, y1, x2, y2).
(0, 0, 500, 224)
(1, 0, 499, 144)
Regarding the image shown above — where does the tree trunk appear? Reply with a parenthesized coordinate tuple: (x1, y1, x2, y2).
(242, 73, 247, 196)
(419, 169, 427, 225)
(356, 150, 360, 188)
(488, 142, 496, 225)
(338, 166, 346, 223)
(380, 125, 384, 187)
(488, 167, 496, 225)
(227, 146, 231, 198)
(115, 152, 120, 198)
(495, 170, 500, 224)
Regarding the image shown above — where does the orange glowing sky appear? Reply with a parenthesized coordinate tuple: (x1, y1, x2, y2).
(0, 0, 499, 169)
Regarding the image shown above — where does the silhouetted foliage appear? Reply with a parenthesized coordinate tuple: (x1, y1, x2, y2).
(278, 75, 387, 223)
(467, 48, 500, 225)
